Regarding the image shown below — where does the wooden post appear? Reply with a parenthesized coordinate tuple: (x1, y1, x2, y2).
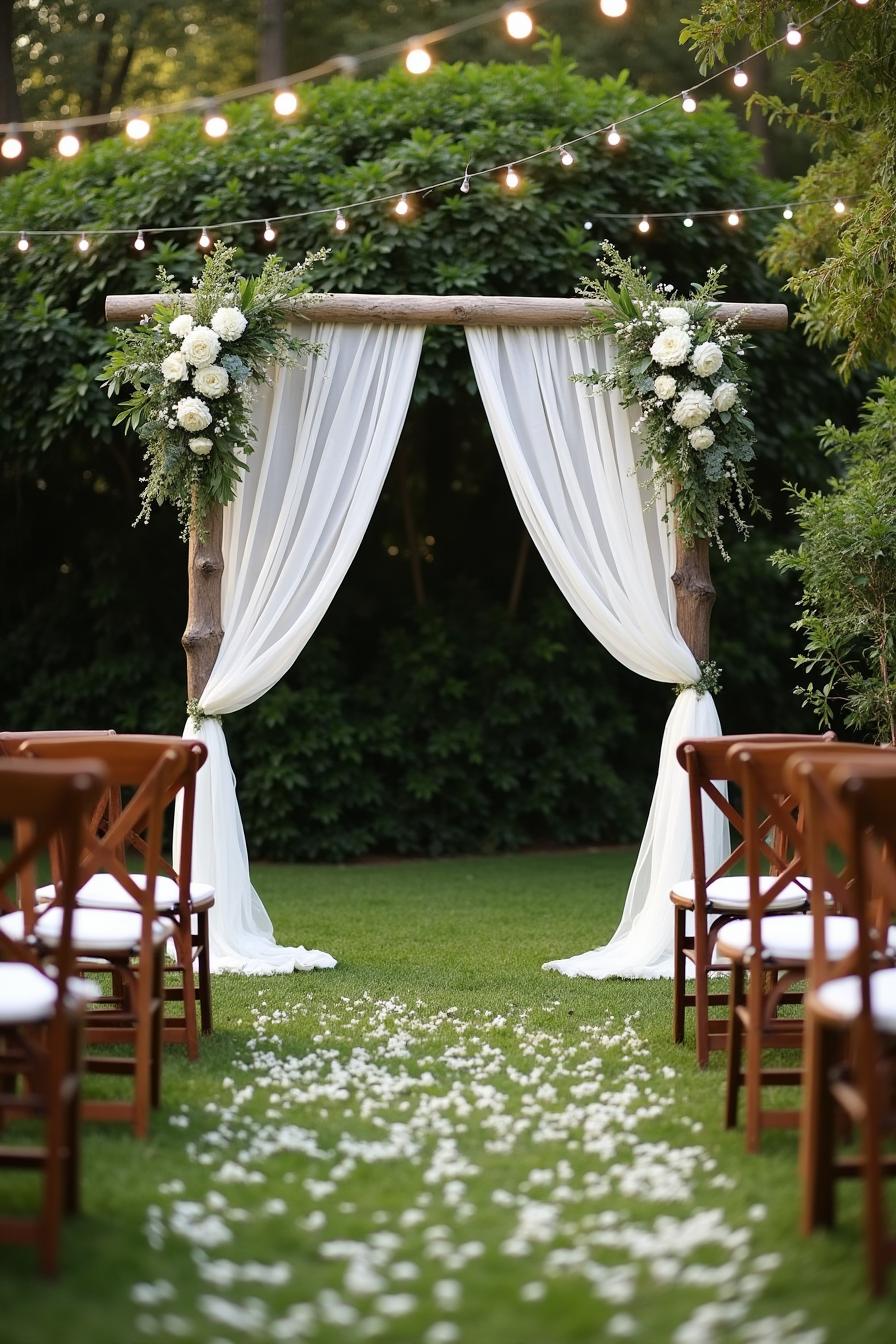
(672, 534, 715, 663)
(182, 502, 225, 702)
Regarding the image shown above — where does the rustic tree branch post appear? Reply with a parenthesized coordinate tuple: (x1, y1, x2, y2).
(672, 534, 715, 663)
(183, 501, 225, 702)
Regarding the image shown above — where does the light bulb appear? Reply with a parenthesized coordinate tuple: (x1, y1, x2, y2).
(559, 147, 575, 167)
(733, 67, 749, 88)
(125, 116, 150, 141)
(583, 220, 593, 231)
(1, 132, 23, 160)
(505, 165, 520, 189)
(727, 211, 741, 227)
(683, 216, 694, 228)
(786, 22, 802, 46)
(460, 171, 471, 194)
(681, 91, 697, 114)
(783, 205, 794, 220)
(505, 9, 533, 39)
(58, 132, 80, 158)
(77, 233, 90, 253)
(637, 217, 650, 234)
(606, 125, 622, 147)
(600, 0, 628, 16)
(405, 46, 432, 75)
(263, 220, 276, 241)
(853, 0, 870, 5)
(394, 194, 410, 217)
(273, 89, 298, 117)
(834, 198, 846, 214)
(204, 112, 228, 139)
(334, 209, 348, 233)
(198, 228, 211, 249)
(134, 230, 146, 251)
(16, 232, 29, 252)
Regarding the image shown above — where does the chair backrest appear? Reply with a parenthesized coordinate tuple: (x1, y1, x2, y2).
(676, 733, 835, 905)
(0, 758, 107, 990)
(0, 729, 116, 755)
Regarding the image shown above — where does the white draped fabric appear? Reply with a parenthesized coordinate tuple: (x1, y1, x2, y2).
(465, 325, 727, 979)
(178, 321, 425, 973)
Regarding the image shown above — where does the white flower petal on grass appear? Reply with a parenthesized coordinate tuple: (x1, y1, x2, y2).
(607, 1314, 639, 1337)
(375, 1293, 416, 1317)
(425, 1325, 460, 1344)
(520, 1281, 546, 1301)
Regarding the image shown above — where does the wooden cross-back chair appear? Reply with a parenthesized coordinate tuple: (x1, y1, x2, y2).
(0, 737, 191, 1138)
(789, 753, 896, 1295)
(2, 731, 214, 1058)
(718, 740, 892, 1153)
(671, 733, 833, 1069)
(0, 757, 107, 1274)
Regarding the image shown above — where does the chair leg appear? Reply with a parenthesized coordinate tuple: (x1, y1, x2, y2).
(38, 1030, 65, 1275)
(133, 963, 155, 1140)
(799, 1013, 836, 1234)
(63, 1021, 82, 1216)
(197, 913, 213, 1036)
(858, 1030, 887, 1297)
(745, 963, 765, 1154)
(673, 906, 686, 1045)
(178, 930, 200, 1062)
(725, 961, 745, 1130)
(151, 949, 164, 1110)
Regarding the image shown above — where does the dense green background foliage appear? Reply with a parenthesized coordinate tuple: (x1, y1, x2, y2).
(0, 57, 864, 859)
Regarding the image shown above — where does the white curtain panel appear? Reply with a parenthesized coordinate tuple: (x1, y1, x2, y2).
(466, 325, 727, 979)
(178, 321, 425, 973)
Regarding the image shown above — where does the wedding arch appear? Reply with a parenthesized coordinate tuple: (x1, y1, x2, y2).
(105, 290, 788, 978)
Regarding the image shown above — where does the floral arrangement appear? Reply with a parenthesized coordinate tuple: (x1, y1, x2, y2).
(578, 242, 764, 555)
(102, 243, 325, 535)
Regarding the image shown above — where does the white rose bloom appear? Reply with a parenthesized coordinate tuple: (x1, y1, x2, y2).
(689, 426, 715, 451)
(161, 351, 188, 382)
(672, 388, 713, 429)
(712, 381, 739, 412)
(176, 396, 212, 432)
(211, 306, 248, 342)
(653, 375, 677, 401)
(169, 314, 195, 339)
(192, 364, 230, 399)
(189, 436, 214, 456)
(181, 325, 221, 369)
(658, 306, 689, 327)
(650, 326, 692, 368)
(690, 341, 724, 377)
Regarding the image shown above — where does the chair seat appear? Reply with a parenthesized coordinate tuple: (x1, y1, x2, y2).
(670, 874, 810, 913)
(813, 968, 896, 1034)
(36, 874, 215, 914)
(716, 914, 896, 964)
(0, 906, 174, 954)
(0, 962, 100, 1025)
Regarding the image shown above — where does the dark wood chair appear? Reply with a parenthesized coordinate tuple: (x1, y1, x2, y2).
(0, 757, 107, 1274)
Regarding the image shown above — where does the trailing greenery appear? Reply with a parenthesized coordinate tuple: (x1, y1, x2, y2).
(102, 244, 323, 534)
(772, 380, 896, 745)
(579, 242, 761, 553)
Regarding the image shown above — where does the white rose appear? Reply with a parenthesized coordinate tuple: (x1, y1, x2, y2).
(181, 325, 221, 369)
(690, 341, 724, 377)
(650, 326, 692, 368)
(658, 306, 689, 327)
(689, 426, 716, 451)
(175, 396, 212, 432)
(712, 381, 738, 412)
(672, 388, 713, 429)
(653, 375, 677, 401)
(211, 306, 248, 342)
(188, 436, 214, 456)
(192, 364, 230, 399)
(161, 351, 188, 382)
(168, 314, 194, 339)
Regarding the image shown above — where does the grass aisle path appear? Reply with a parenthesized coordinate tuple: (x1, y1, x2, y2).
(2, 851, 893, 1342)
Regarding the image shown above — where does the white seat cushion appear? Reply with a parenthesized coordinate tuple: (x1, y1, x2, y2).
(814, 968, 896, 1034)
(37, 874, 214, 913)
(0, 963, 101, 1024)
(670, 875, 809, 913)
(717, 914, 896, 964)
(0, 906, 174, 953)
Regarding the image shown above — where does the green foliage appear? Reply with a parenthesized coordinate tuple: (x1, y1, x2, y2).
(682, 1, 896, 378)
(772, 380, 896, 744)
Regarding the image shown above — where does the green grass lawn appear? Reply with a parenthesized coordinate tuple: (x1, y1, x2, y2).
(2, 849, 893, 1343)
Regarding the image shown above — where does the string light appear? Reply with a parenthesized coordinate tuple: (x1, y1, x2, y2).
(204, 109, 229, 138)
(559, 147, 575, 167)
(683, 216, 694, 228)
(834, 197, 846, 214)
(334, 208, 349, 232)
(394, 193, 410, 216)
(599, 0, 628, 16)
(273, 89, 299, 116)
(606, 125, 622, 147)
(504, 9, 533, 39)
(504, 165, 520, 189)
(405, 45, 432, 75)
(460, 169, 471, 193)
(125, 115, 151, 141)
(16, 231, 29, 252)
(783, 205, 794, 219)
(77, 232, 90, 253)
(133, 230, 146, 251)
(58, 132, 80, 158)
(2, 131, 23, 159)
(198, 227, 211, 248)
(637, 217, 650, 234)
(681, 91, 697, 114)
(263, 219, 277, 241)
(785, 21, 803, 45)
(733, 67, 749, 88)
(583, 220, 593, 230)
(727, 210, 741, 226)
